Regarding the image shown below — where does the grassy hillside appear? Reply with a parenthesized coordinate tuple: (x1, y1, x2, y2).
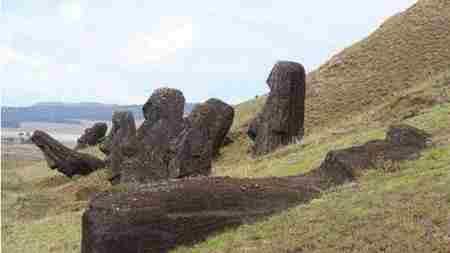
(2, 0, 450, 252)
(174, 98, 450, 252)
(2, 80, 448, 253)
(233, 0, 450, 135)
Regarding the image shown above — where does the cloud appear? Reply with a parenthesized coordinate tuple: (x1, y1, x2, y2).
(0, 46, 19, 66)
(59, 0, 83, 23)
(120, 16, 194, 65)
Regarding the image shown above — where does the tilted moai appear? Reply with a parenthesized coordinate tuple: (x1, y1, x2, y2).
(248, 61, 306, 156)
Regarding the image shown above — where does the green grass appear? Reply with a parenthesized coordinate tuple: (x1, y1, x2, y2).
(2, 1, 450, 250)
(173, 101, 450, 253)
(174, 142, 450, 253)
(1, 145, 110, 253)
(3, 103, 448, 253)
(230, 0, 450, 136)
(3, 212, 82, 253)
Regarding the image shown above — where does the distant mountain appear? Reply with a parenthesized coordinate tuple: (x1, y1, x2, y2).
(1, 102, 196, 128)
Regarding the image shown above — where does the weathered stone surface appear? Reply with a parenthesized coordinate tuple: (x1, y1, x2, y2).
(119, 88, 186, 184)
(31, 130, 105, 177)
(99, 111, 137, 184)
(140, 87, 185, 139)
(202, 99, 235, 157)
(81, 176, 321, 253)
(75, 122, 108, 150)
(120, 119, 176, 183)
(311, 124, 431, 187)
(81, 124, 430, 253)
(386, 124, 431, 149)
(168, 126, 211, 178)
(99, 111, 136, 156)
(248, 61, 306, 156)
(167, 98, 234, 178)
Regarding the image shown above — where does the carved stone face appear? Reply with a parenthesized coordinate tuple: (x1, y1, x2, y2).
(266, 61, 305, 92)
(143, 87, 185, 125)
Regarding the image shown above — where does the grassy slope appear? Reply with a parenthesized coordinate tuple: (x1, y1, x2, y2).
(174, 101, 450, 253)
(2, 0, 450, 252)
(232, 0, 450, 136)
(1, 77, 448, 253)
(1, 147, 109, 253)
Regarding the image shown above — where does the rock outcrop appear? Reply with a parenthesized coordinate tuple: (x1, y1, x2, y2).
(99, 111, 137, 184)
(31, 130, 105, 177)
(75, 122, 108, 150)
(81, 124, 430, 253)
(248, 61, 306, 156)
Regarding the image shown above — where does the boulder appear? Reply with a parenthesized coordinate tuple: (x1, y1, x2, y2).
(75, 122, 108, 150)
(248, 61, 306, 156)
(81, 176, 321, 253)
(31, 130, 105, 177)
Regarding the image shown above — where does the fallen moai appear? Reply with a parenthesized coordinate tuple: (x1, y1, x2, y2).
(75, 122, 108, 150)
(248, 61, 306, 156)
(31, 130, 105, 177)
(309, 124, 432, 187)
(81, 124, 430, 252)
(82, 176, 321, 253)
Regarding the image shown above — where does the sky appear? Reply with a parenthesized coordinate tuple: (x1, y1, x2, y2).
(1, 0, 417, 107)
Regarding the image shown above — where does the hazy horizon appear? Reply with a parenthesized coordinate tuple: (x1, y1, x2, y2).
(1, 0, 416, 107)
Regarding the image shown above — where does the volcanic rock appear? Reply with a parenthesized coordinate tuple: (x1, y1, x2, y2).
(167, 98, 234, 178)
(119, 88, 186, 184)
(100, 111, 136, 156)
(31, 130, 105, 177)
(312, 124, 431, 187)
(99, 111, 137, 184)
(140, 87, 185, 139)
(81, 124, 430, 253)
(81, 176, 321, 253)
(248, 61, 306, 156)
(202, 98, 234, 157)
(75, 122, 108, 150)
